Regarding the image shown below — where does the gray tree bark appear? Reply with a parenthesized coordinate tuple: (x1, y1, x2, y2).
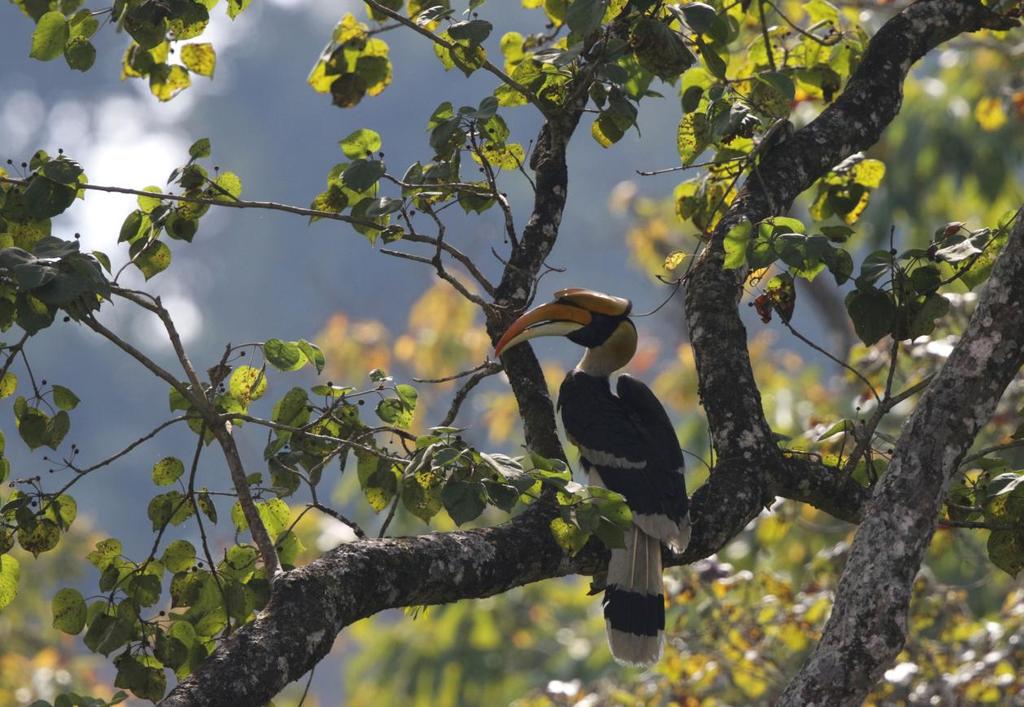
(161, 1, 1022, 704)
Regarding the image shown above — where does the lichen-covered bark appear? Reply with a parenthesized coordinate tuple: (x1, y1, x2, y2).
(161, 2, 1021, 704)
(778, 211, 1024, 706)
(159, 449, 869, 705)
(485, 114, 583, 460)
(682, 0, 1015, 577)
(686, 0, 1016, 465)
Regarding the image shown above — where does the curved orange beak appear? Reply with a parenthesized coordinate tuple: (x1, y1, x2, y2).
(494, 302, 592, 357)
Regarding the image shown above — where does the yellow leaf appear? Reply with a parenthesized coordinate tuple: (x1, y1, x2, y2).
(746, 266, 769, 287)
(149, 64, 191, 102)
(664, 250, 687, 271)
(180, 43, 216, 78)
(332, 12, 367, 44)
(975, 96, 1007, 132)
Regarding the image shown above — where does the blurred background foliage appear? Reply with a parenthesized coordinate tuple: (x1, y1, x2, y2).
(0, 0, 1023, 703)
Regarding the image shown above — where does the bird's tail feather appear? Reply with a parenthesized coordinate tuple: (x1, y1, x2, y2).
(603, 526, 664, 666)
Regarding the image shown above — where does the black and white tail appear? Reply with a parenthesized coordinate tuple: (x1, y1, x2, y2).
(603, 516, 690, 666)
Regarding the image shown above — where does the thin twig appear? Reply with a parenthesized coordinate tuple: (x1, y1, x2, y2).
(0, 176, 383, 231)
(82, 315, 198, 405)
(636, 156, 746, 177)
(211, 425, 281, 579)
(184, 427, 231, 634)
(961, 438, 1024, 468)
(69, 416, 192, 474)
(378, 491, 401, 538)
(757, 0, 778, 71)
(313, 503, 367, 539)
(0, 332, 30, 383)
(116, 289, 206, 397)
(441, 362, 502, 427)
(413, 359, 498, 384)
(402, 232, 497, 296)
(842, 338, 899, 474)
(361, 0, 550, 118)
(764, 0, 840, 46)
(939, 518, 1021, 531)
(781, 319, 880, 403)
(468, 129, 519, 249)
(296, 666, 316, 707)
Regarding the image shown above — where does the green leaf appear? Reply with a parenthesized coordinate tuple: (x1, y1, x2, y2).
(988, 529, 1024, 577)
(63, 37, 96, 71)
(30, 12, 69, 61)
(826, 248, 853, 286)
(263, 339, 305, 371)
(227, 0, 251, 19)
(114, 653, 167, 702)
(441, 480, 486, 525)
(448, 19, 492, 45)
(723, 219, 751, 269)
(0, 554, 20, 611)
(87, 538, 122, 569)
(376, 398, 413, 428)
(910, 265, 941, 294)
(127, 572, 162, 607)
(52, 587, 87, 634)
(549, 516, 589, 556)
(131, 239, 172, 280)
(44, 493, 77, 529)
(565, 0, 604, 36)
(221, 544, 257, 581)
(17, 406, 50, 450)
(593, 517, 625, 549)
(395, 383, 418, 410)
(148, 491, 191, 530)
(197, 488, 217, 524)
(152, 456, 184, 486)
(339, 128, 382, 159)
(271, 387, 310, 427)
(676, 112, 710, 166)
(296, 340, 325, 374)
(180, 43, 215, 77)
(159, 536, 193, 569)
(84, 614, 133, 656)
(17, 518, 61, 556)
(51, 384, 79, 410)
(343, 159, 386, 192)
(845, 288, 895, 346)
(257, 498, 290, 540)
(68, 10, 99, 40)
(902, 293, 950, 340)
(189, 137, 211, 159)
(353, 451, 397, 513)
(0, 373, 17, 399)
(695, 36, 726, 79)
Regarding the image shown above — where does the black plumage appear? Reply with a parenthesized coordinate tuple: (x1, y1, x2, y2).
(493, 288, 691, 665)
(558, 371, 688, 523)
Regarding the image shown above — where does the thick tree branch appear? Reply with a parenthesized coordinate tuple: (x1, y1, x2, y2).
(682, 0, 1017, 588)
(778, 209, 1024, 706)
(161, 447, 871, 706)
(160, 4, 1021, 704)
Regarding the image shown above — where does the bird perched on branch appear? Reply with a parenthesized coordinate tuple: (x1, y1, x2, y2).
(495, 288, 690, 666)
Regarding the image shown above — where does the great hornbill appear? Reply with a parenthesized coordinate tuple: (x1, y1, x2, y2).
(495, 288, 690, 666)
